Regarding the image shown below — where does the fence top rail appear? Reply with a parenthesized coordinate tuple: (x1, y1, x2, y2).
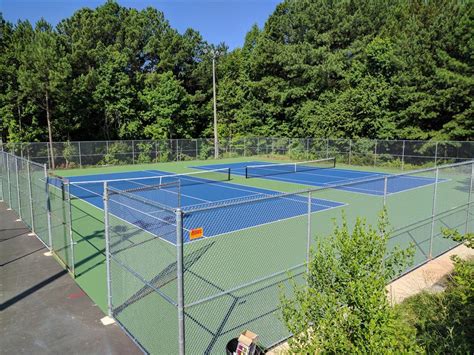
(1, 151, 46, 169)
(3, 138, 473, 145)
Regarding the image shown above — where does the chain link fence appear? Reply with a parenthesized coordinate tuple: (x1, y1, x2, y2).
(1, 145, 473, 354)
(0, 151, 75, 272)
(1, 138, 472, 170)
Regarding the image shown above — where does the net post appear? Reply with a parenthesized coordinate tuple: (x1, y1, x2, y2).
(78, 141, 82, 168)
(27, 160, 35, 233)
(306, 191, 312, 275)
(465, 162, 474, 234)
(6, 154, 12, 208)
(227, 168, 231, 181)
(383, 176, 388, 206)
(65, 180, 75, 276)
(401, 140, 405, 170)
(15, 157, 22, 219)
(103, 181, 113, 317)
(44, 164, 53, 250)
(429, 168, 439, 259)
(245, 166, 248, 179)
(176, 208, 185, 355)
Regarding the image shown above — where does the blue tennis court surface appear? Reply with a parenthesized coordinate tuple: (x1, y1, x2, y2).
(191, 161, 442, 196)
(67, 169, 345, 244)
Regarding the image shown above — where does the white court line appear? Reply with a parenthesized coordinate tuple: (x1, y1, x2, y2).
(69, 183, 179, 246)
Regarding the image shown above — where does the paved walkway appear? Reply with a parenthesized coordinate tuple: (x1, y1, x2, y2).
(0, 202, 141, 354)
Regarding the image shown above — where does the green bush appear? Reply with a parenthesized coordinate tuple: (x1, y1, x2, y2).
(280, 211, 419, 353)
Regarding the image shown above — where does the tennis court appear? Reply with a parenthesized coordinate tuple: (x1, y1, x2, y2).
(1, 150, 471, 354)
(192, 159, 443, 196)
(68, 168, 344, 244)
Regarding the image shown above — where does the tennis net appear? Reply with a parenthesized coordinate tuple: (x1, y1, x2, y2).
(69, 168, 231, 199)
(245, 158, 336, 178)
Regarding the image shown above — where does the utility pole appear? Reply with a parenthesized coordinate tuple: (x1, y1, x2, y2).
(212, 52, 219, 159)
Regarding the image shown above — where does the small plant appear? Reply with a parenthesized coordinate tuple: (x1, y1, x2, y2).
(280, 210, 419, 353)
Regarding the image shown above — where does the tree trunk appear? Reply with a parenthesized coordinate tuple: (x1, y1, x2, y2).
(45, 91, 55, 169)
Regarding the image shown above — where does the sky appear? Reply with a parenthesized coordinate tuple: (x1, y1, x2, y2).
(1, 0, 281, 49)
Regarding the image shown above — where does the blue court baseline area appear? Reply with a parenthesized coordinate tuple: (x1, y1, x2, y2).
(65, 169, 345, 245)
(191, 161, 443, 196)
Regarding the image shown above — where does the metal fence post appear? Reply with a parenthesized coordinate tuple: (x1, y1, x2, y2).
(383, 176, 388, 206)
(429, 168, 439, 259)
(195, 139, 199, 159)
(306, 191, 312, 275)
(374, 139, 378, 167)
(6, 154, 12, 208)
(65, 180, 75, 276)
(44, 164, 53, 250)
(466, 162, 474, 234)
(103, 181, 113, 317)
(27, 161, 35, 233)
(176, 208, 185, 355)
(326, 138, 329, 158)
(434, 141, 439, 166)
(15, 157, 22, 219)
(401, 140, 406, 170)
(348, 139, 352, 165)
(78, 141, 82, 168)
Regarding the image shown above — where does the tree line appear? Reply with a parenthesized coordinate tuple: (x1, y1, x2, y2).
(0, 0, 472, 144)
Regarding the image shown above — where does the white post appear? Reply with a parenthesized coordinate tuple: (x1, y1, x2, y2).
(65, 180, 75, 276)
(383, 176, 388, 206)
(212, 54, 219, 159)
(6, 154, 12, 209)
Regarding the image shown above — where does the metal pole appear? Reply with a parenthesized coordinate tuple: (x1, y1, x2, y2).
(176, 208, 185, 355)
(195, 139, 199, 159)
(306, 191, 312, 275)
(212, 54, 219, 159)
(383, 176, 388, 206)
(103, 182, 113, 317)
(6, 154, 12, 208)
(429, 168, 439, 259)
(15, 157, 22, 219)
(27, 161, 35, 233)
(348, 139, 352, 165)
(374, 139, 378, 167)
(65, 180, 75, 276)
(78, 141, 82, 168)
(434, 141, 439, 167)
(401, 140, 406, 170)
(45, 164, 53, 250)
(326, 138, 329, 158)
(132, 140, 135, 164)
(465, 163, 474, 234)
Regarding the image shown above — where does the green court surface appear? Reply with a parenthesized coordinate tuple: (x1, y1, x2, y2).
(58, 157, 471, 353)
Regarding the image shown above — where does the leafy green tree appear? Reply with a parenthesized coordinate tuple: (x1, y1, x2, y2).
(16, 20, 71, 168)
(139, 71, 189, 139)
(281, 212, 419, 353)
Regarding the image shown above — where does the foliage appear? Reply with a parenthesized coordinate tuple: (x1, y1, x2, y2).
(99, 141, 131, 165)
(1, 0, 473, 143)
(136, 142, 154, 164)
(442, 228, 474, 249)
(62, 141, 77, 168)
(280, 211, 419, 353)
(397, 257, 474, 354)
